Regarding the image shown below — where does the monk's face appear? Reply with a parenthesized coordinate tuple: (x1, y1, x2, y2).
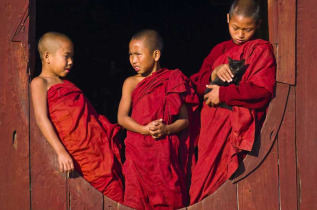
(129, 39, 158, 76)
(48, 38, 74, 77)
(227, 13, 259, 45)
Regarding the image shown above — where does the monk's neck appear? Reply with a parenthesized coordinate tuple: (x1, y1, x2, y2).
(41, 67, 60, 78)
(140, 63, 161, 77)
(152, 63, 161, 74)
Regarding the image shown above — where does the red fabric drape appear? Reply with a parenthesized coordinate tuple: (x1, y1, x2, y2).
(189, 39, 276, 204)
(47, 80, 124, 203)
(123, 69, 200, 210)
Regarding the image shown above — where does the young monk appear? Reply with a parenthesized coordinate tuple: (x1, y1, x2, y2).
(31, 32, 124, 203)
(189, 0, 276, 204)
(118, 29, 200, 209)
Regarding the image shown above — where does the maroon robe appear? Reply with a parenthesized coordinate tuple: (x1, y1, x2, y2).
(189, 39, 276, 204)
(123, 68, 200, 210)
(47, 80, 124, 203)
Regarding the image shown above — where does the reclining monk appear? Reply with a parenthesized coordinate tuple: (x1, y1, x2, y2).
(31, 32, 124, 203)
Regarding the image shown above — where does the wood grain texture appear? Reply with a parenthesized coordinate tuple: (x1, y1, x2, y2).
(268, 0, 278, 54)
(237, 143, 279, 210)
(201, 181, 237, 210)
(187, 199, 203, 210)
(296, 0, 317, 208)
(104, 196, 130, 210)
(30, 104, 67, 210)
(277, 86, 297, 210)
(68, 172, 103, 210)
(276, 0, 296, 85)
(187, 182, 237, 210)
(0, 0, 30, 209)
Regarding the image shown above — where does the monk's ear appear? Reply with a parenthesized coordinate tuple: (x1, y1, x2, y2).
(43, 51, 51, 64)
(153, 50, 161, 61)
(227, 13, 230, 23)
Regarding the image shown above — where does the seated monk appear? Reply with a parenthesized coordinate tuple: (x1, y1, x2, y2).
(189, 0, 276, 204)
(31, 32, 124, 203)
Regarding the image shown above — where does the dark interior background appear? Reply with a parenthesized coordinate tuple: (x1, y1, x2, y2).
(35, 0, 267, 123)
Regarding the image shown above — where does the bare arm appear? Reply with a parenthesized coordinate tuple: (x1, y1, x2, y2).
(31, 77, 74, 173)
(117, 77, 152, 135)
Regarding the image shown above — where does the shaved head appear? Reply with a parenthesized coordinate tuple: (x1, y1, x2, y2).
(229, 0, 261, 23)
(38, 32, 72, 60)
(131, 29, 163, 53)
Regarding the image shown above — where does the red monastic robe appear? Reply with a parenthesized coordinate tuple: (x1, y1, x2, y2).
(189, 39, 276, 204)
(47, 80, 124, 203)
(123, 68, 200, 210)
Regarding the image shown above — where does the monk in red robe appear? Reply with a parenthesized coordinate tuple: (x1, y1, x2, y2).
(31, 32, 124, 202)
(118, 29, 200, 209)
(189, 0, 276, 204)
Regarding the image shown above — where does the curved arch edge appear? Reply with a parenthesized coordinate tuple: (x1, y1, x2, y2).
(232, 82, 291, 183)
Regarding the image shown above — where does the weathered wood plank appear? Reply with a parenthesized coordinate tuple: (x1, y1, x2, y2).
(104, 195, 132, 210)
(187, 199, 203, 210)
(202, 181, 237, 210)
(68, 172, 104, 210)
(237, 143, 279, 210)
(187, 182, 237, 210)
(277, 86, 297, 210)
(30, 105, 67, 209)
(276, 0, 296, 85)
(296, 0, 317, 208)
(0, 0, 30, 208)
(233, 82, 290, 182)
(267, 0, 278, 54)
(9, 0, 29, 39)
(0, 52, 30, 209)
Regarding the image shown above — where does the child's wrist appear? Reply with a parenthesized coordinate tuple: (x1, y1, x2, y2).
(211, 70, 217, 81)
(165, 125, 170, 135)
(140, 126, 149, 135)
(56, 149, 68, 156)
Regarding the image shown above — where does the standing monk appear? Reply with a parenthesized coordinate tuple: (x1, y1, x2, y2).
(189, 0, 276, 204)
(118, 29, 200, 209)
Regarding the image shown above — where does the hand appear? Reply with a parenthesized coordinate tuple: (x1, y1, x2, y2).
(142, 121, 157, 135)
(148, 119, 168, 139)
(204, 84, 220, 107)
(57, 151, 74, 173)
(212, 64, 233, 82)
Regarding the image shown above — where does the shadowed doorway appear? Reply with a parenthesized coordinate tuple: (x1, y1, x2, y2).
(35, 0, 238, 122)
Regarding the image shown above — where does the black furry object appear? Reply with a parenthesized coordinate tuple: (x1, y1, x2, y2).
(204, 57, 246, 110)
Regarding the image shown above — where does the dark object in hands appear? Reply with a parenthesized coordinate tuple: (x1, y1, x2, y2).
(204, 57, 246, 110)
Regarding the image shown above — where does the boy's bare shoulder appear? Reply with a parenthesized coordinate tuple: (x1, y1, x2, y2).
(31, 76, 48, 91)
(123, 75, 143, 90)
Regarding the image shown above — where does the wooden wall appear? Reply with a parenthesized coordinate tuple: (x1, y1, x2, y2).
(296, 0, 317, 209)
(0, 0, 31, 209)
(1, 0, 316, 209)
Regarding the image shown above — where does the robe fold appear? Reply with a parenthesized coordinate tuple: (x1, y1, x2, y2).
(47, 80, 124, 203)
(189, 39, 276, 204)
(123, 68, 200, 210)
